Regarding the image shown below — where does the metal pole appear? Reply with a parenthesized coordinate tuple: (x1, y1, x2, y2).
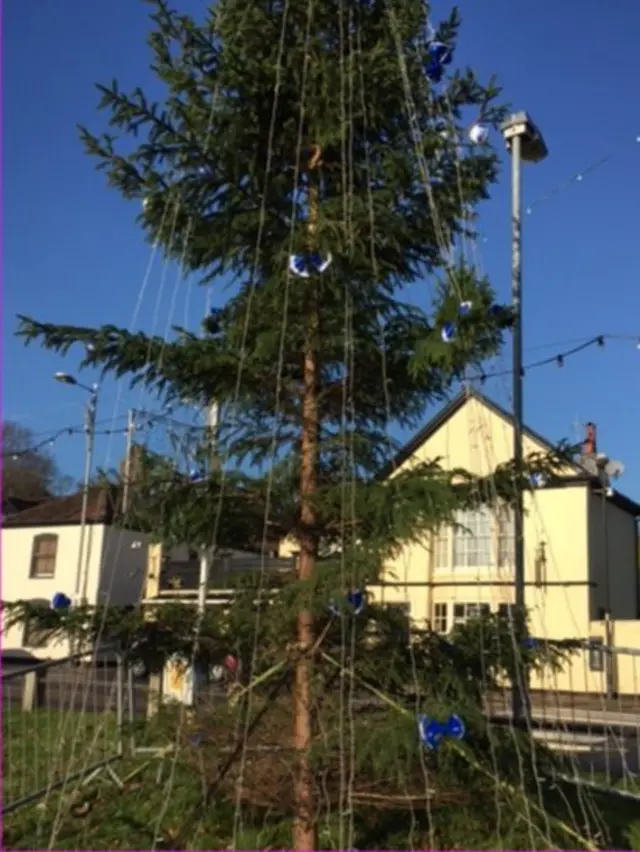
(510, 134, 529, 724)
(197, 550, 211, 615)
(74, 387, 98, 603)
(197, 401, 219, 615)
(207, 400, 219, 471)
(122, 408, 136, 516)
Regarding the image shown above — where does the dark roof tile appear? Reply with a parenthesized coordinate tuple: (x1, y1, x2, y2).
(2, 486, 120, 528)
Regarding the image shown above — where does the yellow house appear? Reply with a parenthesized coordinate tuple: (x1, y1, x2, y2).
(1, 487, 148, 659)
(370, 388, 640, 696)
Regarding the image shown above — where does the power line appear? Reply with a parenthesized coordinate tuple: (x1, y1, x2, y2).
(473, 135, 639, 246)
(2, 425, 129, 461)
(473, 333, 638, 384)
(524, 134, 639, 217)
(1, 408, 205, 461)
(4, 334, 637, 460)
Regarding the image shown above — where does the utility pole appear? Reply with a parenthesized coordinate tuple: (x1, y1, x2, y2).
(122, 408, 136, 517)
(197, 401, 219, 615)
(54, 372, 99, 604)
(500, 112, 548, 725)
(291, 144, 323, 852)
(76, 386, 99, 602)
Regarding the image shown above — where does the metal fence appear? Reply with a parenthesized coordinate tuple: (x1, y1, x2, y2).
(488, 641, 640, 797)
(1, 651, 130, 815)
(3, 641, 640, 815)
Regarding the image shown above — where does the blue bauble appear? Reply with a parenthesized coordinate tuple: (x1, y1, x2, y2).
(347, 589, 365, 615)
(427, 41, 452, 66)
(441, 322, 456, 343)
(51, 592, 71, 611)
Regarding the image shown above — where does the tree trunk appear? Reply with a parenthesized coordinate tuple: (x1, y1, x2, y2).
(293, 341, 318, 850)
(292, 149, 322, 851)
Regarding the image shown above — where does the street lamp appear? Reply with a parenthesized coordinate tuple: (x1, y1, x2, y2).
(500, 112, 548, 726)
(55, 372, 96, 394)
(54, 372, 99, 602)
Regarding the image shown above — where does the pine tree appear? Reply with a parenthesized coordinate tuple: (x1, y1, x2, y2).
(14, 2, 606, 849)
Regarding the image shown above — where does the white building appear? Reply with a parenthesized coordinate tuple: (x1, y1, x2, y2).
(1, 486, 148, 659)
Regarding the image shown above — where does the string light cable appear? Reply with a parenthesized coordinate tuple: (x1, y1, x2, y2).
(524, 133, 640, 218)
(9, 4, 634, 849)
(382, 13, 630, 847)
(0, 407, 220, 461)
(472, 333, 639, 384)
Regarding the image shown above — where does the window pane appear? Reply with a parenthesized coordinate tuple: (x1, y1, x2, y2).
(433, 603, 448, 632)
(434, 529, 448, 568)
(588, 638, 604, 672)
(467, 603, 489, 619)
(31, 536, 58, 578)
(497, 506, 515, 567)
(453, 509, 492, 568)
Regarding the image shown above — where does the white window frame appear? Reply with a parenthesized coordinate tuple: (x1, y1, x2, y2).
(30, 533, 58, 579)
(432, 506, 515, 573)
(451, 602, 490, 627)
(432, 602, 448, 633)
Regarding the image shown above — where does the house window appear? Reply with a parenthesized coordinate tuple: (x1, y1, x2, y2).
(588, 637, 604, 672)
(453, 508, 492, 568)
(30, 534, 58, 578)
(434, 527, 449, 570)
(497, 507, 515, 568)
(497, 603, 515, 620)
(452, 602, 490, 627)
(433, 506, 514, 571)
(433, 602, 448, 633)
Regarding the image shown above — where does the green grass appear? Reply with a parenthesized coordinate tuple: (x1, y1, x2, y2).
(3, 706, 120, 809)
(3, 706, 640, 850)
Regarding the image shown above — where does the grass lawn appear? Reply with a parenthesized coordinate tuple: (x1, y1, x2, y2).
(2, 705, 201, 850)
(3, 705, 121, 810)
(3, 704, 640, 850)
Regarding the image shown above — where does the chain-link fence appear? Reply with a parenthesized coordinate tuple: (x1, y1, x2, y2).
(2, 651, 130, 814)
(4, 640, 639, 816)
(487, 641, 640, 796)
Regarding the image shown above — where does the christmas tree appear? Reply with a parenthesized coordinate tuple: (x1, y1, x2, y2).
(13, 2, 622, 848)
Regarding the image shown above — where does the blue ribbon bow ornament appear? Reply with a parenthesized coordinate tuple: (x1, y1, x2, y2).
(418, 713, 466, 751)
(328, 589, 365, 617)
(347, 589, 365, 615)
(288, 251, 333, 278)
(441, 321, 456, 343)
(426, 40, 453, 83)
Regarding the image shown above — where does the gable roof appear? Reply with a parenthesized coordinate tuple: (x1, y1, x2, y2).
(382, 387, 640, 517)
(384, 387, 561, 475)
(2, 486, 121, 528)
(2, 496, 47, 516)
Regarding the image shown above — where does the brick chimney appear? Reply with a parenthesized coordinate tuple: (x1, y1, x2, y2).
(583, 422, 597, 456)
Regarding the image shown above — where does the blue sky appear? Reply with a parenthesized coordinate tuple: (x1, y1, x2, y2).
(4, 0, 639, 494)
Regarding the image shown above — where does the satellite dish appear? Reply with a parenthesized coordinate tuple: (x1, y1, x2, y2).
(605, 459, 625, 480)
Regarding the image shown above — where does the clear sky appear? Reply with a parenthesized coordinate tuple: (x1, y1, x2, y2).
(4, 0, 639, 494)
